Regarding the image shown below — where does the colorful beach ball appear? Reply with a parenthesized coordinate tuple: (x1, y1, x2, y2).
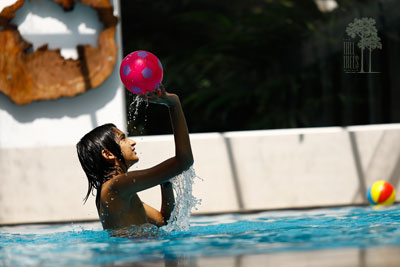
(120, 51, 163, 95)
(367, 181, 396, 206)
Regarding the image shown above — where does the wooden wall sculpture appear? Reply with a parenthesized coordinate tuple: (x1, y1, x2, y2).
(0, 0, 118, 105)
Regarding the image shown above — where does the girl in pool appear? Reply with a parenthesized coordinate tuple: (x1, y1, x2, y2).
(76, 85, 193, 230)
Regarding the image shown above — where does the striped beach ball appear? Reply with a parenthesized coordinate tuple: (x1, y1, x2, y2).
(367, 181, 396, 206)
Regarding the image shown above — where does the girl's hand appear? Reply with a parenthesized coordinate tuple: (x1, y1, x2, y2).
(142, 84, 179, 107)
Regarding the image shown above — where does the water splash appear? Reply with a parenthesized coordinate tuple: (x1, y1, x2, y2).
(162, 166, 202, 232)
(128, 95, 148, 128)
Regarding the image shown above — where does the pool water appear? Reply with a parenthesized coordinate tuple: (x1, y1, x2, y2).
(1, 205, 400, 266)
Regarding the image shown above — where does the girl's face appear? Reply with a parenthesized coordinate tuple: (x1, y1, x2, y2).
(114, 128, 139, 167)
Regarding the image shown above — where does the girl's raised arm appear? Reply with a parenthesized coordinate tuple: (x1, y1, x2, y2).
(107, 85, 193, 197)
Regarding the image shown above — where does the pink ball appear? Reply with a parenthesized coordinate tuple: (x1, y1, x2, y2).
(119, 51, 163, 95)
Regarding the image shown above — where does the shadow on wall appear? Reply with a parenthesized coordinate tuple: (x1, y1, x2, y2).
(350, 129, 400, 203)
(389, 153, 400, 189)
(0, 0, 121, 123)
(349, 131, 368, 203)
(379, 131, 400, 188)
(221, 126, 400, 210)
(0, 65, 120, 123)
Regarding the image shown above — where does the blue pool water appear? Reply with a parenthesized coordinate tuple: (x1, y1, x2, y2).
(1, 205, 400, 266)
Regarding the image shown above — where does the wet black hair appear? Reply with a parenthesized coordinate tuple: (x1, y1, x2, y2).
(76, 123, 126, 203)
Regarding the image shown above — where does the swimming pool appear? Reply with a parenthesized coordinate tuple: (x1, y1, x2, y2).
(1, 205, 400, 266)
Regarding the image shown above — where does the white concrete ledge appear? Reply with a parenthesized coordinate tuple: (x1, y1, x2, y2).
(135, 133, 240, 214)
(1, 124, 400, 224)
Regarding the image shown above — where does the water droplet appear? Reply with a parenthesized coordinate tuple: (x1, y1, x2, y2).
(128, 95, 147, 125)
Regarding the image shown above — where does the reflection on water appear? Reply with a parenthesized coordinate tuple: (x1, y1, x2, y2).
(109, 223, 160, 239)
(1, 205, 400, 266)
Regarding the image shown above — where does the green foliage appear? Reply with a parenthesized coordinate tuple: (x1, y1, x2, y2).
(121, 0, 395, 135)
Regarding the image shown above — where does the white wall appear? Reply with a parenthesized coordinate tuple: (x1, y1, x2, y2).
(1, 121, 400, 224)
(226, 125, 400, 210)
(0, 0, 126, 149)
(137, 124, 400, 214)
(0, 0, 125, 223)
